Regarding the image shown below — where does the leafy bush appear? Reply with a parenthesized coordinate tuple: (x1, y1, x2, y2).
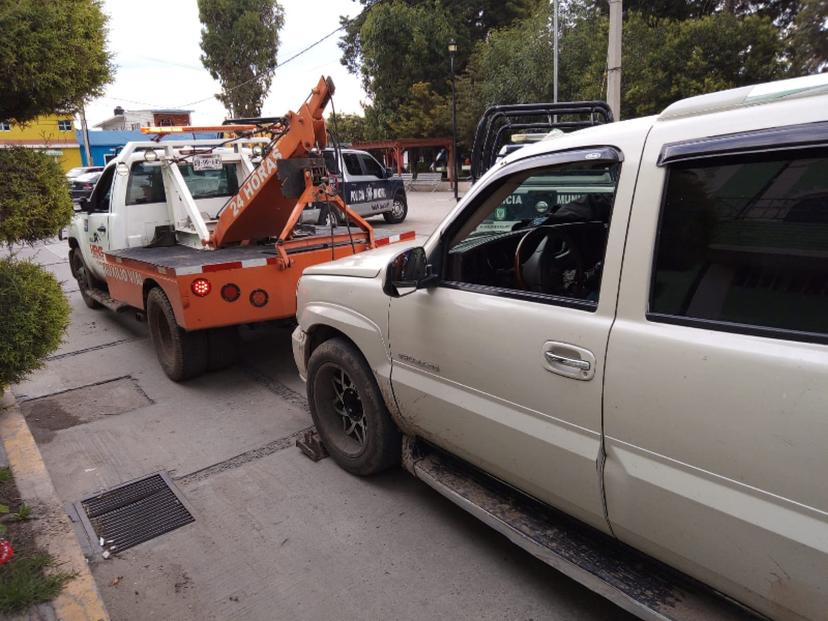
(0, 0, 112, 123)
(0, 259, 69, 388)
(0, 149, 74, 247)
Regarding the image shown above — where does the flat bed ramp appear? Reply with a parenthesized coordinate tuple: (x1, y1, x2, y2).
(410, 450, 765, 621)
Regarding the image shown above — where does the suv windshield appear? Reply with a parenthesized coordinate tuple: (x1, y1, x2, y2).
(471, 170, 617, 237)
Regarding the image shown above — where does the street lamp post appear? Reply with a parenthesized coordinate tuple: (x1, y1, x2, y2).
(448, 39, 458, 201)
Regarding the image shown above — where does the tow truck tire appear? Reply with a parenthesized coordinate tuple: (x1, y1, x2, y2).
(69, 249, 103, 310)
(207, 327, 240, 371)
(383, 193, 407, 224)
(146, 287, 208, 381)
(307, 338, 401, 476)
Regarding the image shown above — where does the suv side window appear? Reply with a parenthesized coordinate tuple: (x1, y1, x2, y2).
(650, 149, 828, 340)
(445, 159, 619, 309)
(343, 153, 362, 176)
(360, 154, 385, 178)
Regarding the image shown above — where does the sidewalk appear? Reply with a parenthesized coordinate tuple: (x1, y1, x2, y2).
(1, 391, 109, 621)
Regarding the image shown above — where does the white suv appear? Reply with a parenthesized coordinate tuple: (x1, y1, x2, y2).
(292, 74, 828, 621)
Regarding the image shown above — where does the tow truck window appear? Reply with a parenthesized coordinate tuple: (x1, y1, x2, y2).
(446, 161, 618, 307)
(89, 165, 115, 212)
(126, 161, 240, 205)
(650, 150, 828, 340)
(360, 154, 385, 178)
(126, 162, 165, 205)
(177, 163, 239, 199)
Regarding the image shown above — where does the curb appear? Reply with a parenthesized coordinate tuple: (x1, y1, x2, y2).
(0, 391, 110, 621)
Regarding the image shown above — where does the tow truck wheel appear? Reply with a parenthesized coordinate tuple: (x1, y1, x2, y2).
(146, 287, 208, 381)
(383, 194, 407, 224)
(69, 249, 103, 310)
(307, 338, 401, 475)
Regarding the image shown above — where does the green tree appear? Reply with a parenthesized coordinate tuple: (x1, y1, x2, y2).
(339, 0, 542, 77)
(457, 8, 557, 141)
(328, 112, 369, 143)
(618, 11, 787, 117)
(0, 260, 70, 389)
(198, 0, 285, 117)
(340, 0, 542, 137)
(0, 0, 112, 122)
(788, 0, 828, 73)
(388, 82, 452, 137)
(460, 5, 788, 132)
(0, 149, 74, 247)
(0, 0, 110, 390)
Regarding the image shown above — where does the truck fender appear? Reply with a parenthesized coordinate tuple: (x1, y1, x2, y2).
(299, 302, 409, 432)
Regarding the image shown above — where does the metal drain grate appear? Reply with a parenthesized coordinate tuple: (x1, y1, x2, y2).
(78, 473, 194, 554)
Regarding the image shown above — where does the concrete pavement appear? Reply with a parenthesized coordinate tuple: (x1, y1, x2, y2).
(10, 192, 631, 620)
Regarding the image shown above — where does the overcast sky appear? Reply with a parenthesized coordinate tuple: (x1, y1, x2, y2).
(84, 0, 367, 127)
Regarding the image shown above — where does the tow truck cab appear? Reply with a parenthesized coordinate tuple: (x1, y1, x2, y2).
(70, 140, 260, 283)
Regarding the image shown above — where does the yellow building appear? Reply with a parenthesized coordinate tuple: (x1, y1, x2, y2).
(0, 114, 82, 172)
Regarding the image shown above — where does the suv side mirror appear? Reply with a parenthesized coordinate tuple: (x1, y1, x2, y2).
(77, 197, 90, 212)
(385, 167, 395, 178)
(383, 246, 436, 297)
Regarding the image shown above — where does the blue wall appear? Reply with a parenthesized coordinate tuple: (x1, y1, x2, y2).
(76, 130, 221, 166)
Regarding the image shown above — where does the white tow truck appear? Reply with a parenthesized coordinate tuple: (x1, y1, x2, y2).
(67, 77, 413, 381)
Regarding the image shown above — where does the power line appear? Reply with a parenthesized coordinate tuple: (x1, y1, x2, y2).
(172, 24, 346, 108)
(104, 0, 383, 112)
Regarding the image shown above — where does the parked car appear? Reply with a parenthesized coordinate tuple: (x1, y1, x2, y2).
(65, 166, 103, 180)
(302, 147, 407, 226)
(68, 171, 102, 202)
(292, 74, 828, 621)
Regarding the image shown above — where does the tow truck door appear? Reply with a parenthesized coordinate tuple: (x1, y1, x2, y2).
(83, 164, 116, 278)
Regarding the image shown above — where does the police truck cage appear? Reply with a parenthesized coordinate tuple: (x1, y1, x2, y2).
(470, 101, 614, 181)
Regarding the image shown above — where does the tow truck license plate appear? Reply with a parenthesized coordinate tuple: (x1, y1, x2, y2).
(193, 155, 223, 171)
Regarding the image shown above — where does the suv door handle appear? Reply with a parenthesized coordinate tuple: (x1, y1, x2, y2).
(542, 341, 596, 381)
(97, 225, 106, 233)
(545, 351, 591, 371)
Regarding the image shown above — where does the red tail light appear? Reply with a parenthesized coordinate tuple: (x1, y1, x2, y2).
(221, 283, 240, 302)
(191, 278, 211, 297)
(249, 289, 268, 307)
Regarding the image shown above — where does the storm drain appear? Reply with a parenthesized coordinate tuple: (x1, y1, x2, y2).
(78, 473, 194, 555)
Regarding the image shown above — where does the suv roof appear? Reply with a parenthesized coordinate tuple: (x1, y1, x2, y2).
(659, 73, 828, 121)
(323, 146, 371, 155)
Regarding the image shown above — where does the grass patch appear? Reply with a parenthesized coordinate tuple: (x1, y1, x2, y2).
(0, 553, 74, 614)
(0, 464, 75, 614)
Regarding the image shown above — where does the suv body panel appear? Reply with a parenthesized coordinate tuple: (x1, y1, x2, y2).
(605, 93, 828, 621)
(294, 77, 828, 621)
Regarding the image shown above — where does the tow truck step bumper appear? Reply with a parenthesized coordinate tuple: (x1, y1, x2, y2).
(86, 288, 130, 313)
(406, 446, 764, 621)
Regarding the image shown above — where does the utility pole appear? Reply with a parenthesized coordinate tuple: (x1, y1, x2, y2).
(607, 0, 622, 121)
(79, 103, 92, 166)
(448, 39, 459, 201)
(552, 0, 559, 104)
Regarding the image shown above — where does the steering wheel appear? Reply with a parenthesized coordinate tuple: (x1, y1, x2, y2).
(514, 227, 586, 295)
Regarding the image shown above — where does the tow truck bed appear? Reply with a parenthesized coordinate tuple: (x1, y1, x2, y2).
(101, 226, 415, 331)
(106, 226, 411, 274)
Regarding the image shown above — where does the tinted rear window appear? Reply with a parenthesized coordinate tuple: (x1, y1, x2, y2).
(650, 150, 828, 338)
